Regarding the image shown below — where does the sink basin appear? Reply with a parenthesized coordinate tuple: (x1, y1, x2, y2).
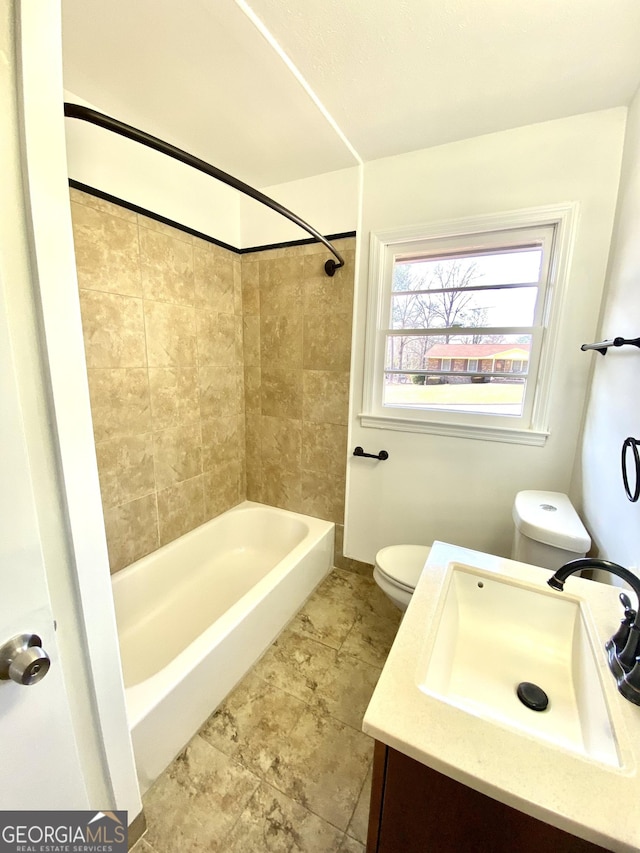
(417, 563, 620, 767)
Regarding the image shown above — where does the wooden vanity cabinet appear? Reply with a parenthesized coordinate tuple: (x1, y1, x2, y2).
(366, 741, 611, 853)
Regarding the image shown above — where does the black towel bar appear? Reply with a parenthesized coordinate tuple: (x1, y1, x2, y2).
(353, 446, 389, 461)
(581, 336, 640, 355)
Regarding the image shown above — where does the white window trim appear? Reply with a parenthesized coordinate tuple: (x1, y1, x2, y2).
(360, 203, 579, 445)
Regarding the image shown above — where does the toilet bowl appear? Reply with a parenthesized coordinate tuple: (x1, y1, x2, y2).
(373, 545, 432, 611)
(373, 490, 590, 612)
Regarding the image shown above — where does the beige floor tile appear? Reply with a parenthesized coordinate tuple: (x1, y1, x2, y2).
(290, 575, 360, 650)
(264, 706, 373, 832)
(251, 628, 337, 704)
(143, 735, 259, 853)
(340, 609, 400, 668)
(224, 782, 344, 853)
(339, 835, 366, 853)
(130, 841, 156, 853)
(322, 568, 401, 625)
(199, 671, 306, 776)
(314, 651, 382, 731)
(347, 762, 373, 845)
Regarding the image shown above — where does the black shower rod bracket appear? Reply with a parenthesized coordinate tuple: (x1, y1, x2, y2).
(581, 336, 640, 355)
(63, 102, 345, 277)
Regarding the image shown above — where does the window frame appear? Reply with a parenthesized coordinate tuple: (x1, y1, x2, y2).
(360, 204, 578, 446)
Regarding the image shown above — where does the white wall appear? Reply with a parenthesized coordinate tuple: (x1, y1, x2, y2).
(572, 88, 640, 569)
(64, 91, 241, 247)
(345, 110, 626, 563)
(239, 166, 359, 247)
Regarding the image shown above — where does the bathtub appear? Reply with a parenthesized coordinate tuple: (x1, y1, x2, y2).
(111, 500, 334, 793)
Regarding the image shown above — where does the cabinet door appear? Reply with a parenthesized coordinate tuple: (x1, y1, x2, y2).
(370, 744, 609, 853)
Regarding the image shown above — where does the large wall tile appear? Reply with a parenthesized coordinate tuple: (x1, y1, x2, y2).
(261, 368, 303, 419)
(201, 416, 242, 470)
(153, 424, 203, 491)
(148, 367, 200, 430)
(303, 252, 354, 315)
(259, 256, 303, 315)
(303, 314, 352, 371)
(194, 243, 235, 313)
(197, 311, 236, 366)
(302, 371, 350, 425)
(71, 202, 141, 297)
(243, 316, 260, 366)
(244, 366, 261, 413)
(233, 258, 243, 316)
(144, 301, 197, 367)
(103, 494, 159, 573)
(80, 289, 146, 368)
(137, 214, 193, 244)
(302, 422, 349, 473)
(70, 188, 137, 223)
(241, 260, 260, 315)
(139, 225, 195, 306)
(95, 434, 155, 508)
(301, 469, 346, 524)
(199, 365, 241, 419)
(203, 461, 243, 518)
(261, 463, 301, 512)
(157, 475, 206, 546)
(260, 315, 303, 368)
(261, 416, 302, 469)
(87, 368, 151, 442)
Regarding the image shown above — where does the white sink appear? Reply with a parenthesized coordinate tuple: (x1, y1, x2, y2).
(417, 562, 620, 767)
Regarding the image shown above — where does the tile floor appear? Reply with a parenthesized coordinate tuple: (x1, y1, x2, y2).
(135, 567, 402, 853)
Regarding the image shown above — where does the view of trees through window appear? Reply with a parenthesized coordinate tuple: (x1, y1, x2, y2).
(384, 247, 543, 415)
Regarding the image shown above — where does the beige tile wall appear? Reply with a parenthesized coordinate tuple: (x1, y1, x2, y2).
(71, 187, 355, 572)
(242, 239, 356, 522)
(71, 189, 245, 572)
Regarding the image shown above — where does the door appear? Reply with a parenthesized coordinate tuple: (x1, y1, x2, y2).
(0, 271, 89, 807)
(0, 0, 90, 809)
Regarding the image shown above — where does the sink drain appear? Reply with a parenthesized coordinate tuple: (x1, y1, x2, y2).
(516, 681, 549, 711)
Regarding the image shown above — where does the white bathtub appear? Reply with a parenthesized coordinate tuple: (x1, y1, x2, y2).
(111, 500, 334, 793)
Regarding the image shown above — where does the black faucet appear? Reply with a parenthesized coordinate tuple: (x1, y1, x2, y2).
(548, 558, 640, 706)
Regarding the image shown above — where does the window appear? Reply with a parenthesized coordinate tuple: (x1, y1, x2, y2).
(362, 205, 577, 444)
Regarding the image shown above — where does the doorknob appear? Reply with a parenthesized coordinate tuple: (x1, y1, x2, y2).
(0, 634, 50, 685)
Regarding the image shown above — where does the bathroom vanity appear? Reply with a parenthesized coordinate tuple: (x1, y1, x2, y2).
(363, 543, 640, 853)
(367, 741, 607, 852)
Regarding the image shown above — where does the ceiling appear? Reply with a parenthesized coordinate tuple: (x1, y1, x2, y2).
(62, 0, 640, 188)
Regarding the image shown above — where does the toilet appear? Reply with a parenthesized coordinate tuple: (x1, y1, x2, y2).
(511, 490, 591, 571)
(373, 490, 591, 612)
(373, 545, 432, 611)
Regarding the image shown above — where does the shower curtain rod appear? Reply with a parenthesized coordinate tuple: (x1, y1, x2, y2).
(64, 103, 345, 277)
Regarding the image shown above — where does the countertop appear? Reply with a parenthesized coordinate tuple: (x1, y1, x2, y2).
(363, 542, 640, 852)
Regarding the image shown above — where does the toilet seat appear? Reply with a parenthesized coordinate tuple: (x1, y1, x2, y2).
(375, 545, 431, 592)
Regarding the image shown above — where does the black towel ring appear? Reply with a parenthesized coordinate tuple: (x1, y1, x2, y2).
(622, 437, 640, 503)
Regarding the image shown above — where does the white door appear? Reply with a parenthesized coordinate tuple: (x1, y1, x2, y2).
(0, 269, 89, 807)
(0, 0, 93, 810)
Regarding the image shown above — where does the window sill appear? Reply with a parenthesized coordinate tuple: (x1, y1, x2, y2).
(358, 413, 549, 446)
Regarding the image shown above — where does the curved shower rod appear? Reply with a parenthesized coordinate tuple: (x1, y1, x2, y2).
(63, 102, 345, 277)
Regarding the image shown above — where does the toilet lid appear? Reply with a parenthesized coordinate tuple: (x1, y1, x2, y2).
(375, 545, 431, 591)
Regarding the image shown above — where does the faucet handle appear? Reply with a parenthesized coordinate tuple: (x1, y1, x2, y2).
(611, 599, 637, 656)
(620, 592, 634, 613)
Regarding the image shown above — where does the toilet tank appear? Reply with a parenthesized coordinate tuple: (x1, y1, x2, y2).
(511, 490, 591, 571)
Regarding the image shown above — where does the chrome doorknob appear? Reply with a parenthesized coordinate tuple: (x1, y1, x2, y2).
(0, 634, 50, 685)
